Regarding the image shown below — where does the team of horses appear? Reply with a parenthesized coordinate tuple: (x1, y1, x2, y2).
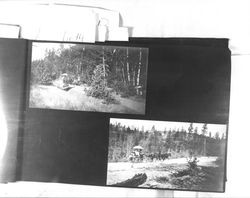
(147, 152, 172, 161)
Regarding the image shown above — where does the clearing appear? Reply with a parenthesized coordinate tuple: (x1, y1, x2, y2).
(107, 156, 224, 191)
(29, 84, 145, 114)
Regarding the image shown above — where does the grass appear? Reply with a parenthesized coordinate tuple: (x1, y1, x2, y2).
(29, 84, 145, 114)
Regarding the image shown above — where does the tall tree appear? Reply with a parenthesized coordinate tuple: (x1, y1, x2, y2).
(201, 123, 208, 136)
(151, 125, 156, 132)
(194, 127, 198, 134)
(201, 123, 208, 156)
(134, 48, 142, 95)
(126, 47, 130, 84)
(188, 123, 194, 134)
(215, 132, 220, 140)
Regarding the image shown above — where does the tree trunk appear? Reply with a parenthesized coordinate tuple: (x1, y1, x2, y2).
(122, 68, 126, 85)
(126, 47, 130, 84)
(133, 69, 136, 86)
(204, 137, 207, 156)
(136, 48, 142, 95)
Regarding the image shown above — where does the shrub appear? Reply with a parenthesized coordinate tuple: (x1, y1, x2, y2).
(120, 85, 136, 98)
(110, 78, 137, 98)
(187, 157, 199, 170)
(156, 176, 169, 183)
(31, 60, 58, 85)
(111, 80, 124, 94)
(39, 72, 54, 85)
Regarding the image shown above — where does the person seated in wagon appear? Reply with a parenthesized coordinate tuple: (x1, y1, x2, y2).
(133, 145, 144, 159)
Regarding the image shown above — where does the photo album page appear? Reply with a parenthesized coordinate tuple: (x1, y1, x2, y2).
(0, 38, 231, 193)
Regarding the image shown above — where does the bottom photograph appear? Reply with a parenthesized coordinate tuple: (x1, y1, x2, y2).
(106, 118, 227, 192)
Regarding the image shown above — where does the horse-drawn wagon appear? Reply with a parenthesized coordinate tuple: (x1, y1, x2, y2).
(128, 146, 144, 162)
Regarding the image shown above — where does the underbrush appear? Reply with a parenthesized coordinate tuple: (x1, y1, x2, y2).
(110, 80, 137, 98)
(156, 176, 169, 183)
(169, 157, 224, 191)
(87, 83, 119, 105)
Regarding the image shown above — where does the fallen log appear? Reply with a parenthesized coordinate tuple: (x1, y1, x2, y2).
(112, 173, 147, 187)
(61, 85, 74, 91)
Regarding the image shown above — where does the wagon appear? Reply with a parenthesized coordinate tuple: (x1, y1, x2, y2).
(128, 146, 144, 162)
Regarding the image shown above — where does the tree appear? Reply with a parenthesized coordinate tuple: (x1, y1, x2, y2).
(215, 132, 220, 140)
(221, 133, 225, 140)
(165, 129, 173, 152)
(87, 63, 109, 98)
(126, 47, 131, 84)
(108, 121, 226, 162)
(201, 124, 208, 156)
(188, 123, 194, 134)
(134, 48, 142, 95)
(194, 127, 198, 134)
(201, 124, 208, 136)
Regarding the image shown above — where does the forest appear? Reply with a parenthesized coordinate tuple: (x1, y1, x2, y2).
(108, 122, 226, 162)
(30, 43, 148, 114)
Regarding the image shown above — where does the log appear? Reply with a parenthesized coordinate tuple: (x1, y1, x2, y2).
(61, 85, 74, 91)
(112, 173, 147, 187)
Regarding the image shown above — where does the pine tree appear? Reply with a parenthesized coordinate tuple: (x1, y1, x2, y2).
(214, 132, 220, 140)
(87, 63, 117, 104)
(188, 123, 194, 134)
(201, 123, 208, 156)
(87, 64, 109, 97)
(201, 123, 208, 136)
(194, 127, 198, 134)
(221, 133, 225, 140)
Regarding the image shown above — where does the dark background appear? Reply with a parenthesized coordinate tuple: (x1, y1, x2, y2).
(0, 38, 28, 182)
(0, 38, 230, 191)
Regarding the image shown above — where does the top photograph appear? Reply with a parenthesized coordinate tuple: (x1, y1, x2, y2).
(29, 42, 148, 114)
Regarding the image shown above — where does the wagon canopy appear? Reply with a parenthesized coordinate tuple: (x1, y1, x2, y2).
(133, 145, 143, 150)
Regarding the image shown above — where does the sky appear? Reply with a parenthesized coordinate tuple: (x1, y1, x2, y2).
(110, 118, 227, 138)
(31, 42, 146, 61)
(32, 42, 75, 61)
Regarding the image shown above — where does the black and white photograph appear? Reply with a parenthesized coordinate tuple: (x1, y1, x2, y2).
(29, 42, 148, 114)
(107, 118, 227, 192)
